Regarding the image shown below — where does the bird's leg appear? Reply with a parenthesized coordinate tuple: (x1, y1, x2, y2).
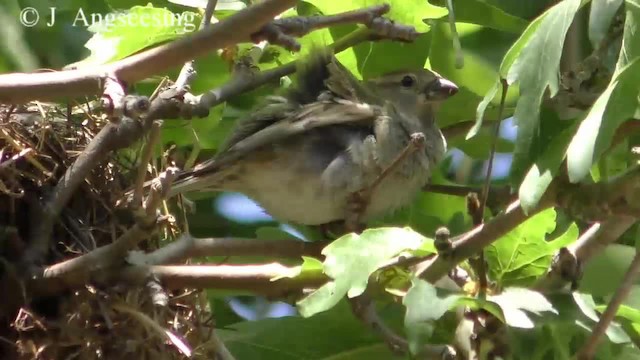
(345, 133, 427, 233)
(345, 190, 369, 233)
(317, 220, 349, 239)
(369, 132, 426, 191)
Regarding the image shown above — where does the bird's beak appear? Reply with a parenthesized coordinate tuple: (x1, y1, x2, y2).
(425, 77, 458, 100)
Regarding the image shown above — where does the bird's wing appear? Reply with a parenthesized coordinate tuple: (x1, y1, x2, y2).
(188, 98, 386, 177)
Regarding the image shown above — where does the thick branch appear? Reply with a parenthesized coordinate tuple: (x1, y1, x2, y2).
(0, 0, 297, 103)
(138, 233, 326, 265)
(416, 192, 556, 283)
(116, 263, 327, 298)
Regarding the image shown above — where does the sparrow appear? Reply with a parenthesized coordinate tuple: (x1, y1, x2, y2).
(167, 49, 458, 227)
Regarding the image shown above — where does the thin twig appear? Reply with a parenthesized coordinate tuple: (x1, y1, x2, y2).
(470, 80, 508, 294)
(175, 0, 219, 91)
(250, 4, 418, 51)
(132, 121, 162, 206)
(577, 251, 640, 359)
(23, 116, 143, 268)
(479, 80, 509, 217)
(349, 291, 456, 358)
(29, 169, 177, 293)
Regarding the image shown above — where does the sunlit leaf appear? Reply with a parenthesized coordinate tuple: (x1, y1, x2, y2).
(588, 0, 623, 47)
(489, 288, 557, 328)
(403, 279, 460, 353)
(573, 292, 631, 344)
(485, 208, 579, 286)
(74, 5, 199, 66)
(431, 0, 528, 33)
(306, 0, 447, 32)
(519, 120, 578, 213)
(615, 0, 640, 72)
(297, 227, 430, 317)
(506, 0, 583, 183)
(566, 58, 640, 183)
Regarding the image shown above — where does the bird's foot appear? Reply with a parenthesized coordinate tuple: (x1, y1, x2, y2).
(369, 132, 426, 192)
(318, 220, 349, 239)
(345, 190, 369, 233)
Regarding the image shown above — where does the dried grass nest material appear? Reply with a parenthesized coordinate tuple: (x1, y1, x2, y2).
(0, 103, 213, 359)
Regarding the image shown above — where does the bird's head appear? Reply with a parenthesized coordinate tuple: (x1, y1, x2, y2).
(365, 69, 458, 121)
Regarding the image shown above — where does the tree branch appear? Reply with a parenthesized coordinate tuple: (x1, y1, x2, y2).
(415, 191, 557, 283)
(136, 233, 326, 265)
(0, 0, 298, 103)
(113, 263, 328, 298)
(536, 216, 637, 291)
(250, 3, 418, 51)
(577, 251, 640, 359)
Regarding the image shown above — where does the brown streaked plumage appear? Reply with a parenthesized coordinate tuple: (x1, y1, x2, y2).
(169, 49, 458, 225)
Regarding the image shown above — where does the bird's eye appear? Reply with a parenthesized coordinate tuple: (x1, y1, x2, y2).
(400, 75, 415, 88)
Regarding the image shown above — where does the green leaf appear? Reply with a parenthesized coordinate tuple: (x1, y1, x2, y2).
(436, 87, 515, 132)
(489, 288, 557, 328)
(468, 79, 500, 139)
(573, 292, 631, 344)
(272, 256, 325, 281)
(74, 4, 199, 66)
(219, 301, 400, 359)
(161, 104, 225, 149)
(456, 296, 506, 323)
(615, 0, 640, 73)
(471, 11, 547, 140)
(588, 0, 624, 47)
(451, 132, 514, 159)
(297, 227, 429, 317)
(403, 279, 460, 354)
(580, 244, 638, 297)
(307, 0, 448, 32)
(506, 0, 583, 183)
(431, 0, 529, 33)
(356, 34, 432, 79)
(429, 23, 506, 97)
(566, 58, 640, 183)
(519, 120, 578, 213)
(596, 304, 640, 324)
(485, 208, 579, 286)
(170, 0, 247, 11)
(499, 11, 547, 77)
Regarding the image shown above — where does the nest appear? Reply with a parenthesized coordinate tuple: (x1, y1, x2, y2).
(0, 103, 216, 359)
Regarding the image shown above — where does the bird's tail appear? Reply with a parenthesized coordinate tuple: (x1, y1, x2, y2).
(120, 165, 225, 205)
(286, 46, 335, 104)
(287, 45, 369, 103)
